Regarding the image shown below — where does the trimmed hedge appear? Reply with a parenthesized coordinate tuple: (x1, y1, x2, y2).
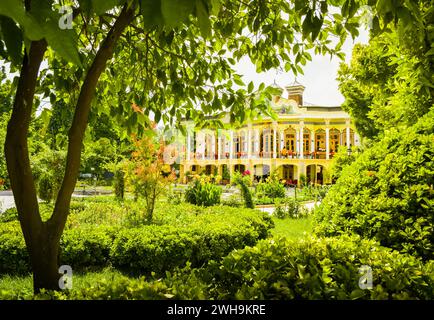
(60, 226, 117, 270)
(110, 212, 270, 274)
(0, 203, 272, 276)
(0, 222, 28, 275)
(3, 236, 433, 300)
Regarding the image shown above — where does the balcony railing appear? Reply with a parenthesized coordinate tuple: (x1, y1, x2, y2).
(187, 150, 335, 160)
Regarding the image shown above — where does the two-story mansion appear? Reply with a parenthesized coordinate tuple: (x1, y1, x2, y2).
(178, 81, 360, 185)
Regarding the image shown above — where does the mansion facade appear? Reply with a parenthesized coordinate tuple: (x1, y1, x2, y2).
(178, 81, 360, 185)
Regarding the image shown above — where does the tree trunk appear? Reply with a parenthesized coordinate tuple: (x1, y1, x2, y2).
(30, 229, 60, 292)
(4, 40, 48, 293)
(5, 4, 136, 293)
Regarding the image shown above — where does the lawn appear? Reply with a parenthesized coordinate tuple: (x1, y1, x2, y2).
(270, 216, 314, 240)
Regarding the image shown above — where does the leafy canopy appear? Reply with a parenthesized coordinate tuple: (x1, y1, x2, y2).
(1, 0, 368, 136)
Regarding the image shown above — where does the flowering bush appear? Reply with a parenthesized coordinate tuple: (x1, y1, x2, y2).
(255, 171, 286, 199)
(124, 133, 176, 221)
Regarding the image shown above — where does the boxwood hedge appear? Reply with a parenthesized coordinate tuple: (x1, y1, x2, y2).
(0, 203, 273, 276)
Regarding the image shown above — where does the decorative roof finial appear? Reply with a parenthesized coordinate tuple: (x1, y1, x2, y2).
(272, 79, 280, 88)
(290, 77, 304, 87)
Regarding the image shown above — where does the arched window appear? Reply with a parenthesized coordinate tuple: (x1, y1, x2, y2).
(234, 131, 246, 157)
(315, 129, 326, 151)
(263, 128, 273, 155)
(303, 128, 310, 153)
(284, 127, 296, 152)
(329, 128, 340, 153)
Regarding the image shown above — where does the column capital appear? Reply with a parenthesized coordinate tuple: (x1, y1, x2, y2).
(324, 119, 331, 127)
(299, 120, 305, 127)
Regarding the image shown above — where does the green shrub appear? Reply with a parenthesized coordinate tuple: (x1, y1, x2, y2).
(38, 173, 54, 203)
(206, 236, 434, 300)
(0, 266, 209, 300)
(110, 207, 273, 275)
(0, 202, 272, 276)
(113, 168, 125, 199)
(254, 196, 273, 205)
(272, 199, 287, 219)
(32, 148, 66, 203)
(167, 187, 183, 205)
(273, 198, 309, 219)
(221, 194, 243, 207)
(184, 179, 222, 206)
(232, 172, 254, 209)
(0, 222, 29, 275)
(0, 203, 55, 223)
(0, 207, 18, 223)
(60, 226, 117, 270)
(0, 222, 116, 274)
(299, 173, 307, 187)
(255, 172, 285, 199)
(314, 112, 434, 260)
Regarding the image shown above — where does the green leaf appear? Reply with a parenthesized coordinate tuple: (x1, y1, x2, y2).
(195, 0, 211, 38)
(377, 0, 393, 15)
(0, 16, 23, 65)
(0, 0, 26, 25)
(92, 0, 124, 15)
(233, 76, 244, 86)
(140, 0, 164, 29)
(154, 109, 161, 123)
(210, 0, 221, 16)
(350, 289, 366, 300)
(161, 0, 195, 27)
(0, 0, 43, 40)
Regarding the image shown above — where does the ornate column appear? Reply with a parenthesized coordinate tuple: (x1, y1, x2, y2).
(262, 127, 266, 157)
(296, 128, 300, 157)
(211, 131, 216, 160)
(280, 129, 284, 152)
(198, 131, 205, 160)
(186, 130, 191, 161)
(255, 128, 260, 158)
(247, 123, 252, 159)
(217, 129, 221, 160)
(273, 121, 277, 159)
(310, 129, 315, 155)
(299, 120, 304, 159)
(346, 119, 351, 148)
(325, 120, 330, 160)
(229, 130, 234, 159)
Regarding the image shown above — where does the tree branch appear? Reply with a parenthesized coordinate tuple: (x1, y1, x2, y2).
(49, 4, 136, 236)
(4, 40, 48, 244)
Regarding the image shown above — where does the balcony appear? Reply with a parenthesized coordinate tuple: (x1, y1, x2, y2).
(186, 150, 335, 161)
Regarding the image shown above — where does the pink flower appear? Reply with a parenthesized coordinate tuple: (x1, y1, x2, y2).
(243, 170, 251, 176)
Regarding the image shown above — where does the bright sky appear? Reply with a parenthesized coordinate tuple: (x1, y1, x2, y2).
(234, 28, 370, 106)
